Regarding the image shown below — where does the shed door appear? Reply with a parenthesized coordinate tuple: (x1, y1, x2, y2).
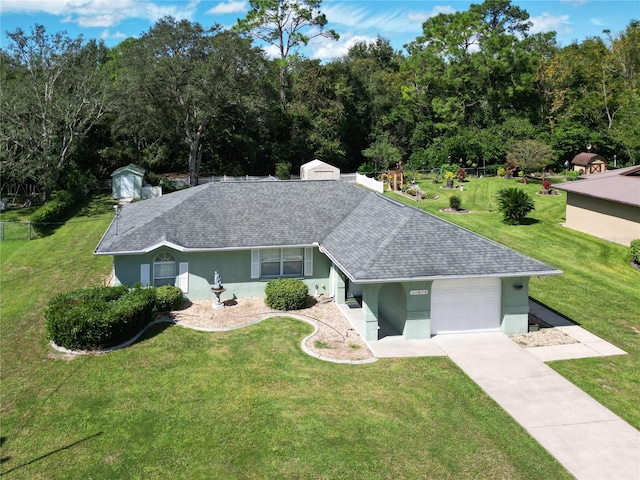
(431, 278, 501, 334)
(120, 175, 135, 197)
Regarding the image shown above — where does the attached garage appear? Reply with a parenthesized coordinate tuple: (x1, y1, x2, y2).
(431, 277, 501, 334)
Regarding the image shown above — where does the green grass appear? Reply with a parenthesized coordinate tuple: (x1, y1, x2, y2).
(0, 194, 573, 478)
(391, 175, 640, 428)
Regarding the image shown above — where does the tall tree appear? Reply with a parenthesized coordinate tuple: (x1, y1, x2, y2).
(236, 0, 339, 109)
(113, 18, 271, 185)
(0, 25, 110, 198)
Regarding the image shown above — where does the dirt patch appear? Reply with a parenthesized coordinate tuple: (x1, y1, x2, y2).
(440, 208, 471, 214)
(509, 328, 578, 348)
(166, 295, 375, 362)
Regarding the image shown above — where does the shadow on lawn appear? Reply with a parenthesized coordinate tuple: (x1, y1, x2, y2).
(131, 321, 174, 347)
(0, 432, 103, 477)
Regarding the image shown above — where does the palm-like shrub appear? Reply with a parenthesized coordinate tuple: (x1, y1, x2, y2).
(496, 187, 535, 224)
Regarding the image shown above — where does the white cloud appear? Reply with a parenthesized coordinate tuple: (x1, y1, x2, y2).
(590, 18, 605, 26)
(309, 33, 377, 61)
(206, 1, 246, 15)
(323, 4, 423, 35)
(0, 0, 70, 15)
(529, 12, 572, 35)
(100, 29, 130, 40)
(72, 13, 128, 28)
(2, 0, 199, 28)
(407, 5, 457, 25)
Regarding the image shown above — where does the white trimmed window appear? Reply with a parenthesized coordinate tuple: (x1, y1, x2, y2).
(259, 248, 305, 277)
(153, 252, 176, 286)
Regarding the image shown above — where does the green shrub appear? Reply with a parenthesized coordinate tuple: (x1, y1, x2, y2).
(155, 285, 184, 311)
(30, 190, 78, 233)
(275, 162, 292, 180)
(357, 162, 376, 175)
(46, 285, 157, 350)
(631, 239, 640, 264)
(496, 187, 535, 225)
(449, 195, 462, 210)
(264, 278, 308, 310)
(485, 164, 500, 175)
(161, 177, 178, 193)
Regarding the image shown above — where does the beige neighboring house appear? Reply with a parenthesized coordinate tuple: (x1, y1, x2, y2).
(571, 152, 607, 175)
(555, 165, 640, 246)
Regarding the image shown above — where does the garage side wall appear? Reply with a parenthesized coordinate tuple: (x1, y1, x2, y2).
(501, 277, 529, 334)
(565, 193, 640, 246)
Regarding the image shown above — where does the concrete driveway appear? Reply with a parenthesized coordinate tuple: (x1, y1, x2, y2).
(432, 332, 640, 480)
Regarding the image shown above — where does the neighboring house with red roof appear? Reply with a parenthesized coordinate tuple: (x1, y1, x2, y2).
(571, 152, 607, 175)
(555, 166, 640, 246)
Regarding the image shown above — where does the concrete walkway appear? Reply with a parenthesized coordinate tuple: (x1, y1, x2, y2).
(350, 300, 638, 479)
(431, 332, 640, 480)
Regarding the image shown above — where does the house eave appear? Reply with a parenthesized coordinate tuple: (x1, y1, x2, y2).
(346, 270, 563, 284)
(94, 242, 321, 256)
(317, 244, 562, 284)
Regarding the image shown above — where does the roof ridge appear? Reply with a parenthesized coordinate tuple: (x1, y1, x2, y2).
(354, 207, 414, 278)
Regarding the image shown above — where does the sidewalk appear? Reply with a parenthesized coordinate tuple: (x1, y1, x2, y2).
(432, 332, 640, 480)
(345, 300, 639, 479)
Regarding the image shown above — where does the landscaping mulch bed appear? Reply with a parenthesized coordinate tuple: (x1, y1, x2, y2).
(168, 295, 375, 362)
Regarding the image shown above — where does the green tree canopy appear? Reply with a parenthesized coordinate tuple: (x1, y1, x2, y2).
(236, 0, 339, 109)
(1, 25, 110, 198)
(506, 139, 555, 173)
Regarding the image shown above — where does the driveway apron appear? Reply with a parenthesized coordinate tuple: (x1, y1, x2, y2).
(432, 332, 640, 480)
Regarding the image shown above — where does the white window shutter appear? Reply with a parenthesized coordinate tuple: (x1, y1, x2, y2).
(140, 264, 150, 286)
(251, 249, 260, 279)
(304, 247, 313, 276)
(178, 262, 189, 293)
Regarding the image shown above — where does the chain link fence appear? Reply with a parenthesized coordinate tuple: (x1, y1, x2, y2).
(0, 221, 35, 241)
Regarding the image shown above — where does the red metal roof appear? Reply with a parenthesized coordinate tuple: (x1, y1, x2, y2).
(571, 152, 606, 166)
(555, 165, 640, 207)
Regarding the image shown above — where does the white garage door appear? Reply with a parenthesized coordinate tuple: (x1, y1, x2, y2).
(431, 277, 501, 334)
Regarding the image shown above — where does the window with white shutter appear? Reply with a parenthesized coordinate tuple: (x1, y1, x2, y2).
(140, 264, 150, 286)
(178, 262, 189, 293)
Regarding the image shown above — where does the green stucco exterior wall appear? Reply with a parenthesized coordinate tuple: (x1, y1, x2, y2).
(113, 247, 333, 301)
(501, 277, 530, 334)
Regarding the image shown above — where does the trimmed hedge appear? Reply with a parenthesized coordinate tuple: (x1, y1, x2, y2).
(46, 285, 157, 350)
(265, 278, 308, 311)
(155, 285, 184, 312)
(631, 239, 640, 264)
(30, 190, 78, 233)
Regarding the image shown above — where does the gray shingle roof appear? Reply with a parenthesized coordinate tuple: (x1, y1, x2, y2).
(95, 180, 560, 281)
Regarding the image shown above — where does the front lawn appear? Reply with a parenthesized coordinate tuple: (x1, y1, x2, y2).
(0, 194, 572, 478)
(390, 175, 640, 428)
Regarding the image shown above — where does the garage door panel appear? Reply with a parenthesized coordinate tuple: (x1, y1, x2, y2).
(431, 278, 501, 334)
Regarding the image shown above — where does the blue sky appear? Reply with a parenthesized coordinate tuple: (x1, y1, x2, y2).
(1, 0, 638, 59)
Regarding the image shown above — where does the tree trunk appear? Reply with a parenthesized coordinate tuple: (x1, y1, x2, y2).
(279, 65, 287, 110)
(188, 122, 206, 187)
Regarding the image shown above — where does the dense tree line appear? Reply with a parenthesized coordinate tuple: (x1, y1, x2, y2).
(1, 0, 638, 198)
